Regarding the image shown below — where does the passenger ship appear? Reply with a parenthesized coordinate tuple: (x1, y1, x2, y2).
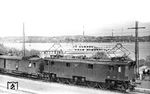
(40, 43, 111, 58)
(40, 26, 111, 58)
(64, 44, 111, 57)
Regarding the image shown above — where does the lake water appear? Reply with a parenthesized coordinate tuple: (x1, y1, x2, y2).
(2, 42, 150, 60)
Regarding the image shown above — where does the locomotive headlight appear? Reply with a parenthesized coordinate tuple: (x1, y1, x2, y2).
(74, 77, 78, 81)
(107, 76, 110, 78)
(111, 81, 115, 84)
(81, 78, 85, 82)
(113, 76, 116, 78)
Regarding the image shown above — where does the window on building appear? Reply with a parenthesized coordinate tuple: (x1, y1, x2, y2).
(88, 64, 93, 69)
(66, 63, 70, 67)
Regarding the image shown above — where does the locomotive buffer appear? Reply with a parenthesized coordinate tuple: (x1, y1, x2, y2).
(128, 21, 145, 76)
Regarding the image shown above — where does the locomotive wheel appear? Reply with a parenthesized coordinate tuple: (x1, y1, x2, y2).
(56, 77, 67, 84)
(64, 78, 72, 84)
(98, 83, 106, 89)
(49, 74, 57, 82)
(121, 85, 126, 92)
(63, 78, 72, 84)
(116, 85, 126, 92)
(86, 81, 96, 88)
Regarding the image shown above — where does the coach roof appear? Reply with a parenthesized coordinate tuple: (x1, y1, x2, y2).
(0, 55, 22, 60)
(0, 55, 41, 61)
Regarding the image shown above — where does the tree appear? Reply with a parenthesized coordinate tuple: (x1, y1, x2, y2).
(145, 55, 150, 67)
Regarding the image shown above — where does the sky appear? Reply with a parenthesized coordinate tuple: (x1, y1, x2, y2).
(0, 0, 150, 37)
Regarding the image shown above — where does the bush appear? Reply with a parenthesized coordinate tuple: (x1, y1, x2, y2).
(145, 55, 150, 67)
(0, 44, 8, 54)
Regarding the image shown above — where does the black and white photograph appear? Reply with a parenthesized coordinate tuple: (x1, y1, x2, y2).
(0, 0, 150, 94)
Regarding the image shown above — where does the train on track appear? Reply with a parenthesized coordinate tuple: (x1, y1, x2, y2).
(0, 54, 136, 92)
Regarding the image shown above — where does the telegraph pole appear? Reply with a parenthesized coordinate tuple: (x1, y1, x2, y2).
(128, 21, 145, 75)
(23, 23, 25, 57)
(82, 25, 85, 42)
(83, 25, 85, 37)
(112, 29, 114, 37)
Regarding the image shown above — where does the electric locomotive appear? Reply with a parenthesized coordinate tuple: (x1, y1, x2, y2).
(40, 56, 136, 91)
(0, 54, 136, 91)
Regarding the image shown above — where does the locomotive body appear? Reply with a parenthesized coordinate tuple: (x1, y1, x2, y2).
(43, 58, 135, 81)
(42, 58, 136, 90)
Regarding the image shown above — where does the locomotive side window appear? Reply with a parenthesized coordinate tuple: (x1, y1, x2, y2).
(66, 63, 70, 67)
(46, 62, 48, 65)
(128, 65, 131, 70)
(118, 66, 121, 72)
(51, 61, 55, 66)
(33, 63, 36, 68)
(88, 64, 93, 69)
(108, 66, 114, 71)
(28, 62, 32, 68)
(4, 59, 6, 68)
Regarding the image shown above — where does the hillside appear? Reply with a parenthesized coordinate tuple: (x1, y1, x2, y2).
(0, 35, 150, 43)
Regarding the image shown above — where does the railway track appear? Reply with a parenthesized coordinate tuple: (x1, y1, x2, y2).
(0, 72, 127, 93)
(0, 73, 124, 94)
(128, 90, 150, 94)
(2, 72, 149, 94)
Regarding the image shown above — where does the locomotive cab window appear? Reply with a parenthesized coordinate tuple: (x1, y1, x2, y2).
(28, 62, 32, 68)
(88, 64, 93, 69)
(118, 66, 121, 72)
(108, 66, 114, 71)
(66, 63, 70, 67)
(33, 63, 36, 68)
(45, 60, 48, 65)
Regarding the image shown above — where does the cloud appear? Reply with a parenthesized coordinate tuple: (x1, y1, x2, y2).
(0, 0, 150, 37)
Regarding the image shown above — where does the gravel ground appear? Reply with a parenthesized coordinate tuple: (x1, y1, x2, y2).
(0, 74, 122, 94)
(136, 80, 150, 89)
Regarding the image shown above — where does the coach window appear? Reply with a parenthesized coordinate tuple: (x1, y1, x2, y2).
(66, 63, 70, 67)
(4, 59, 6, 68)
(15, 61, 19, 70)
(88, 64, 93, 69)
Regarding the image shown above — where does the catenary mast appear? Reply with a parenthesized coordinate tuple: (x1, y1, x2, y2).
(23, 23, 25, 57)
(128, 21, 145, 75)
